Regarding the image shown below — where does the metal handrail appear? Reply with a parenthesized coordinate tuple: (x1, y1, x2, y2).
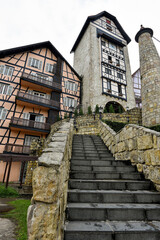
(21, 72, 61, 90)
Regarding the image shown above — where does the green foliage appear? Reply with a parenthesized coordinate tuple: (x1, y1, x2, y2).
(57, 115, 61, 121)
(64, 113, 68, 119)
(103, 108, 108, 113)
(79, 108, 83, 116)
(109, 104, 115, 113)
(148, 125, 160, 132)
(87, 106, 92, 115)
(118, 105, 123, 113)
(95, 104, 99, 114)
(74, 108, 78, 117)
(0, 184, 19, 197)
(104, 120, 127, 133)
(4, 199, 30, 240)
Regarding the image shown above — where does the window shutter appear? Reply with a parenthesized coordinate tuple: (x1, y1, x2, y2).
(28, 57, 32, 67)
(1, 108, 8, 120)
(8, 68, 14, 77)
(0, 65, 4, 74)
(38, 60, 42, 70)
(45, 63, 49, 72)
(7, 85, 13, 95)
(63, 97, 66, 106)
(75, 84, 78, 92)
(23, 113, 30, 120)
(74, 99, 77, 107)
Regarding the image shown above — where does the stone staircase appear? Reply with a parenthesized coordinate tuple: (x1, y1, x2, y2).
(64, 134, 160, 240)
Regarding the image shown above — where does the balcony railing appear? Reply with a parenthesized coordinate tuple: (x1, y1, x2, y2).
(17, 91, 60, 109)
(4, 144, 31, 154)
(21, 72, 61, 91)
(10, 117, 50, 131)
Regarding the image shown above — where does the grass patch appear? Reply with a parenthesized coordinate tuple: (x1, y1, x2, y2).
(4, 199, 30, 240)
(104, 120, 127, 133)
(0, 183, 19, 197)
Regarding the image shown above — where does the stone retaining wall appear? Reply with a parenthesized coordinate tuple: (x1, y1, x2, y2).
(27, 119, 74, 240)
(99, 121, 160, 191)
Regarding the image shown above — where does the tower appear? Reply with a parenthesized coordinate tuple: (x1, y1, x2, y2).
(71, 11, 136, 113)
(135, 27, 160, 126)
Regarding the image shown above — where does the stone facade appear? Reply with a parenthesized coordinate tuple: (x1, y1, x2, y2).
(73, 12, 136, 113)
(27, 119, 74, 240)
(135, 27, 160, 126)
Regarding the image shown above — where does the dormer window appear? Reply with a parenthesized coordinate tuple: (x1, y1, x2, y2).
(106, 19, 111, 25)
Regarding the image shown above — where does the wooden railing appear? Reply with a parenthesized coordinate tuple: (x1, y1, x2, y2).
(4, 144, 31, 154)
(10, 117, 50, 131)
(17, 91, 60, 109)
(21, 72, 61, 91)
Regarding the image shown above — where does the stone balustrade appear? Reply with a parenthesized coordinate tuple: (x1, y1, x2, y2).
(99, 121, 160, 191)
(27, 119, 74, 240)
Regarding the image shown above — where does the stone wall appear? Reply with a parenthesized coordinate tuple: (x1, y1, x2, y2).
(25, 120, 67, 186)
(27, 119, 74, 240)
(99, 121, 160, 191)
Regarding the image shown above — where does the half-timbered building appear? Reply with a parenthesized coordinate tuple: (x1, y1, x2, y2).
(0, 41, 81, 182)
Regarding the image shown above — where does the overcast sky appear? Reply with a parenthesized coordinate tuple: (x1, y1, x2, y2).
(0, 0, 160, 73)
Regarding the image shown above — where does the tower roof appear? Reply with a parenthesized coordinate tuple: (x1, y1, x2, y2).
(71, 11, 131, 53)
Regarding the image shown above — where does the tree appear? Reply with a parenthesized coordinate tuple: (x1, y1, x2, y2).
(74, 108, 78, 117)
(79, 108, 83, 116)
(109, 104, 115, 113)
(88, 106, 92, 115)
(95, 104, 99, 114)
(103, 108, 107, 113)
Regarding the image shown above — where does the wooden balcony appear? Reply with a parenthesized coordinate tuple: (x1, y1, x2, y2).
(10, 117, 50, 133)
(4, 144, 31, 154)
(21, 72, 62, 92)
(16, 91, 60, 110)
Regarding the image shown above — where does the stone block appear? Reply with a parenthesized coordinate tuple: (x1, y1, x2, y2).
(38, 152, 64, 167)
(137, 163, 143, 172)
(130, 150, 138, 163)
(117, 141, 126, 152)
(137, 135, 153, 150)
(128, 138, 137, 151)
(32, 166, 58, 203)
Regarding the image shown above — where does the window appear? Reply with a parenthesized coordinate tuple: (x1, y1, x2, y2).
(63, 97, 77, 108)
(24, 135, 39, 146)
(46, 63, 56, 74)
(108, 56, 112, 63)
(0, 108, 8, 120)
(116, 59, 120, 66)
(120, 49, 124, 55)
(28, 90, 50, 99)
(0, 83, 13, 95)
(109, 42, 116, 51)
(105, 68, 111, 75)
(117, 72, 123, 79)
(107, 80, 111, 90)
(101, 41, 106, 47)
(106, 19, 111, 24)
(64, 81, 78, 92)
(118, 84, 122, 95)
(0, 65, 14, 76)
(28, 57, 42, 70)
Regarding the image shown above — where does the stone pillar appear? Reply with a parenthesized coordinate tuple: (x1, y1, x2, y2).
(135, 27, 160, 126)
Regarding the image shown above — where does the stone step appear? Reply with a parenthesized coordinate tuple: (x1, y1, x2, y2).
(70, 160, 132, 167)
(69, 179, 152, 190)
(71, 156, 114, 161)
(70, 165, 136, 172)
(64, 221, 160, 240)
(66, 203, 160, 221)
(68, 190, 160, 203)
(70, 171, 143, 180)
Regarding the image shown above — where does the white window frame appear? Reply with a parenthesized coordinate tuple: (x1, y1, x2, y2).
(0, 83, 13, 95)
(0, 65, 14, 77)
(0, 108, 8, 120)
(28, 57, 42, 70)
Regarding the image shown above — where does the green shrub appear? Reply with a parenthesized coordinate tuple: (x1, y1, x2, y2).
(109, 104, 115, 113)
(104, 120, 127, 133)
(57, 115, 61, 121)
(79, 108, 83, 116)
(74, 108, 78, 117)
(95, 104, 99, 114)
(64, 113, 68, 119)
(147, 125, 160, 132)
(103, 108, 107, 113)
(87, 106, 92, 115)
(0, 184, 19, 197)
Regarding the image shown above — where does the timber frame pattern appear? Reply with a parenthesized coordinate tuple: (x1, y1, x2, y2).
(0, 41, 81, 183)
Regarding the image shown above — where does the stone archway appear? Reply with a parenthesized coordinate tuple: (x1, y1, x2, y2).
(105, 101, 124, 113)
